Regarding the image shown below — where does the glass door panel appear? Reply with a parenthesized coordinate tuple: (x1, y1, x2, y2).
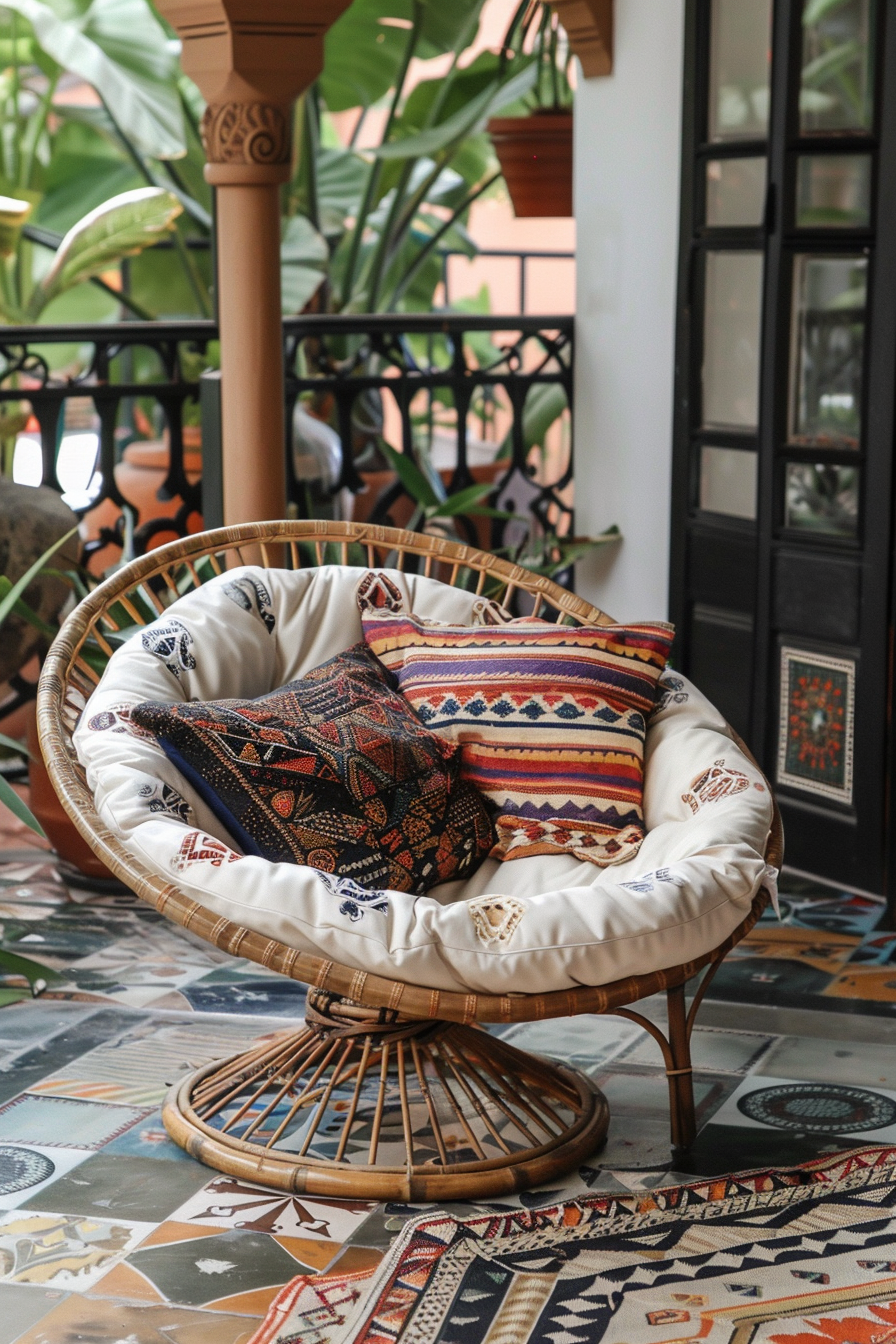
(708, 0, 773, 141)
(706, 157, 767, 226)
(800, 0, 875, 134)
(702, 251, 764, 429)
(789, 254, 867, 448)
(785, 462, 859, 536)
(700, 446, 758, 517)
(796, 154, 872, 227)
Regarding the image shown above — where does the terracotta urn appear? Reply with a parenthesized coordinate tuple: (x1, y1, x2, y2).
(487, 111, 573, 217)
(25, 704, 114, 883)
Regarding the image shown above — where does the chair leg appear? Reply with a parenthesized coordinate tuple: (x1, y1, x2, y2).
(665, 983, 696, 1153)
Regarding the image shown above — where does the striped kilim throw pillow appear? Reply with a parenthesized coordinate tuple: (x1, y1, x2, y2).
(358, 573, 674, 866)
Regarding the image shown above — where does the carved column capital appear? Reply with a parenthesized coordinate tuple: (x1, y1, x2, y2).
(549, 0, 613, 78)
(201, 101, 292, 186)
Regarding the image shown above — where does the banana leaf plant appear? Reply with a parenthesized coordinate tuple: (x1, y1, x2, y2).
(0, 0, 210, 323)
(288, 0, 538, 316)
(499, 0, 574, 113)
(0, 183, 182, 321)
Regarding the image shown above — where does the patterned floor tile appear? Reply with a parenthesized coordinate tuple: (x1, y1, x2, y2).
(157, 977, 309, 1017)
(615, 1025, 774, 1075)
(125, 1227, 318, 1308)
(493, 1014, 643, 1073)
(2, 837, 896, 1335)
(711, 1073, 896, 1141)
(0, 1209, 152, 1290)
(21, 1152, 214, 1221)
(760, 1034, 896, 1088)
(10, 1294, 260, 1343)
(168, 1175, 378, 1243)
(759, 889, 885, 936)
(25, 1014, 280, 1108)
(0, 1284, 64, 1341)
(0, 1092, 152, 1151)
(0, 1143, 92, 1211)
(102, 1108, 194, 1163)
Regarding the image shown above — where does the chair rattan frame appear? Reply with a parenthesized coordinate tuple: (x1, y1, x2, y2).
(37, 521, 783, 1199)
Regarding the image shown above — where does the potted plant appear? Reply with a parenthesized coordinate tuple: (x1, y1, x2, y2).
(487, 1, 575, 217)
(0, 513, 116, 883)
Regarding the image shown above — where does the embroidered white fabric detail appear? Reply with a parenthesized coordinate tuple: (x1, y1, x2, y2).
(468, 895, 525, 947)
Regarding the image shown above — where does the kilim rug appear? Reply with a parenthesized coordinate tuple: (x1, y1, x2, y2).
(249, 1145, 896, 1344)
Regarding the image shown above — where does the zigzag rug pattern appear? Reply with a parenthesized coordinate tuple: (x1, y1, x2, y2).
(249, 1145, 896, 1344)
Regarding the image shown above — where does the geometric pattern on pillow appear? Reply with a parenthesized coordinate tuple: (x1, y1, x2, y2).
(129, 642, 495, 895)
(358, 572, 674, 867)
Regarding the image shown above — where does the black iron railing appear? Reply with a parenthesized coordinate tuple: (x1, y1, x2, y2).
(0, 312, 573, 568)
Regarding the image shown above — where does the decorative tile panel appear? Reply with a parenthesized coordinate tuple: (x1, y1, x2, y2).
(777, 647, 855, 804)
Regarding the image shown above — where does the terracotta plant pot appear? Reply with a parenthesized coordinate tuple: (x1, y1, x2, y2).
(487, 112, 573, 217)
(25, 705, 114, 882)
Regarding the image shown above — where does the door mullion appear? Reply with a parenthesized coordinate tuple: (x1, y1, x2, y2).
(751, 0, 802, 770)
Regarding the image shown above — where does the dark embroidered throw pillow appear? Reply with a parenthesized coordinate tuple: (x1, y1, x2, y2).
(129, 643, 495, 895)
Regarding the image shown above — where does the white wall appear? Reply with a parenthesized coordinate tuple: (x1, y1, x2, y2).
(572, 0, 685, 622)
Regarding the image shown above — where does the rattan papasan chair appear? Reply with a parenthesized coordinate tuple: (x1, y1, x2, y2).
(38, 521, 782, 1201)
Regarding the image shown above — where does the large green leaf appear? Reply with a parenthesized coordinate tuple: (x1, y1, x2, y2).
(803, 0, 851, 24)
(0, 732, 29, 758)
(0, 773, 44, 837)
(36, 120, 142, 234)
(1, 0, 185, 157)
(281, 213, 328, 268)
(0, 946, 60, 990)
(400, 51, 502, 131)
(27, 185, 182, 318)
(0, 524, 78, 629)
(378, 440, 443, 508)
(320, 0, 415, 112)
(281, 212, 328, 314)
(418, 0, 484, 55)
(320, 0, 486, 112)
(312, 148, 369, 238)
(375, 62, 538, 159)
(0, 577, 57, 637)
(0, 193, 33, 258)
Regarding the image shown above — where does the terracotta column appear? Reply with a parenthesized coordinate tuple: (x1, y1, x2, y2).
(156, 2, 351, 526)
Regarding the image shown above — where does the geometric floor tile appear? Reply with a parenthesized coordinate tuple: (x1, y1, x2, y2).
(0, 1143, 92, 1211)
(8, 1294, 261, 1342)
(495, 1015, 643, 1073)
(126, 1228, 319, 1307)
(101, 1109, 194, 1163)
(0, 1209, 152, 1290)
(0, 1094, 150, 1149)
(0, 1283, 64, 1342)
(711, 1073, 896, 1141)
(20, 1153, 214, 1221)
(616, 1024, 775, 1075)
(168, 1176, 378, 1243)
(760, 1034, 896, 1088)
(2, 837, 896, 1338)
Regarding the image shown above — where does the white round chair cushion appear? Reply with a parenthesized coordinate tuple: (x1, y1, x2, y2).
(73, 565, 776, 996)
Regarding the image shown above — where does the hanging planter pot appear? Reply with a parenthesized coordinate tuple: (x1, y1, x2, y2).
(488, 111, 573, 217)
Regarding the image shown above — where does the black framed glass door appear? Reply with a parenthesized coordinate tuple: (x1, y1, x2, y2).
(670, 0, 896, 896)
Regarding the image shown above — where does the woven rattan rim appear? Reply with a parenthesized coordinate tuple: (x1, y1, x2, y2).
(37, 520, 783, 1026)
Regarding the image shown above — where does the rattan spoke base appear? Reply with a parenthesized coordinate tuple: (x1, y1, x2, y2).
(162, 991, 609, 1200)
